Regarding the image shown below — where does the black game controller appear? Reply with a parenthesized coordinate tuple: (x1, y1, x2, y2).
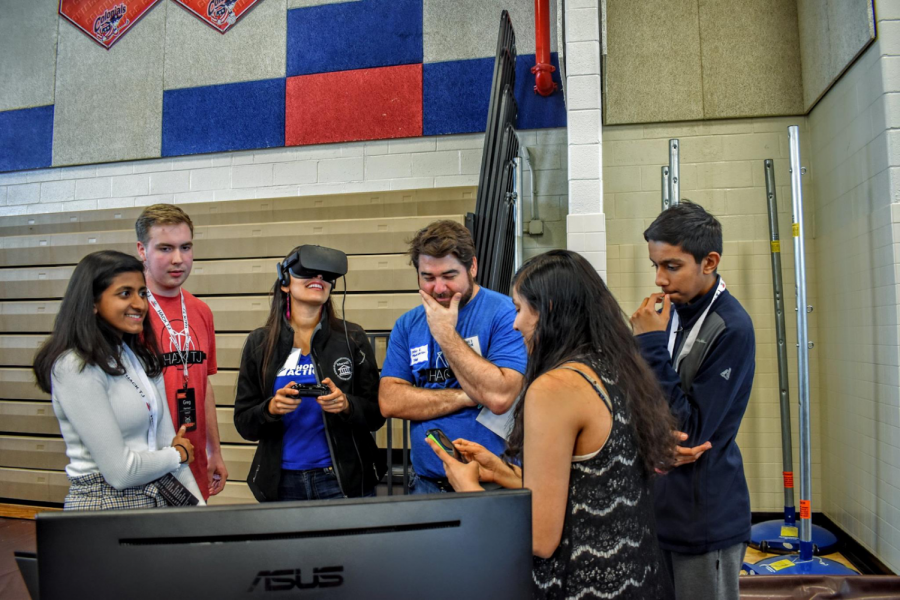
(290, 383, 330, 398)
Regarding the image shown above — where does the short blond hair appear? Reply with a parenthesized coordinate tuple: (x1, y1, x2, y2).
(135, 204, 194, 245)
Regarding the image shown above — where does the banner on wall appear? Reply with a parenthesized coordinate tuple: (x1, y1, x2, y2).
(172, 0, 262, 33)
(59, 0, 162, 50)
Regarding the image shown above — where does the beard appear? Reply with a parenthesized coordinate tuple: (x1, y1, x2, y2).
(432, 273, 475, 309)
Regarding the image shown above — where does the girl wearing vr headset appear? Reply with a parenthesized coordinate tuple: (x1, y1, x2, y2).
(234, 245, 386, 501)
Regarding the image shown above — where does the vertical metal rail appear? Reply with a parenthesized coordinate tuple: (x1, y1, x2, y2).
(479, 110, 519, 294)
(764, 159, 796, 524)
(402, 419, 410, 492)
(488, 158, 512, 289)
(480, 114, 516, 285)
(473, 12, 520, 294)
(385, 418, 393, 495)
(513, 156, 523, 272)
(498, 156, 518, 285)
(522, 146, 538, 221)
(668, 139, 680, 207)
(474, 13, 516, 249)
(788, 125, 813, 561)
(661, 166, 671, 210)
(368, 331, 406, 496)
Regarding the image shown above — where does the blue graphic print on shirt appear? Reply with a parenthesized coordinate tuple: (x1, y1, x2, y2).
(273, 349, 332, 470)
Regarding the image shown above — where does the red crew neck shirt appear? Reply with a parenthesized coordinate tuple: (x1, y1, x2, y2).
(147, 289, 217, 500)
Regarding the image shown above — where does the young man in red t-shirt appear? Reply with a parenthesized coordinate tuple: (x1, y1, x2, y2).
(135, 204, 227, 500)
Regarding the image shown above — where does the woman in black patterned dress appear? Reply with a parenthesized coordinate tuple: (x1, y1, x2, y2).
(428, 250, 677, 599)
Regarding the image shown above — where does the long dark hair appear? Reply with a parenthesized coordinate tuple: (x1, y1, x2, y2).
(506, 250, 676, 475)
(260, 246, 341, 379)
(33, 250, 162, 393)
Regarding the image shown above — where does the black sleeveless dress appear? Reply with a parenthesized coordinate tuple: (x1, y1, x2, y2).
(532, 366, 674, 600)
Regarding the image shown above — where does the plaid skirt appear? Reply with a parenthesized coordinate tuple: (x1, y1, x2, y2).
(64, 472, 168, 511)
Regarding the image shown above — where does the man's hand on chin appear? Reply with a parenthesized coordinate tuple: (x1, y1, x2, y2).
(420, 291, 461, 342)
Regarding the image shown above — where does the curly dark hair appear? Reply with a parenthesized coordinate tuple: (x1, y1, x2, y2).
(407, 219, 476, 270)
(506, 250, 676, 475)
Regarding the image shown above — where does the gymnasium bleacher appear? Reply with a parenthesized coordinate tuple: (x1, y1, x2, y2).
(0, 187, 476, 508)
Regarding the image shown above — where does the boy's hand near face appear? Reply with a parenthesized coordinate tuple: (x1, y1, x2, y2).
(631, 293, 671, 335)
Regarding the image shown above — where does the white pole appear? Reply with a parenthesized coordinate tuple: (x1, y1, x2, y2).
(788, 125, 813, 561)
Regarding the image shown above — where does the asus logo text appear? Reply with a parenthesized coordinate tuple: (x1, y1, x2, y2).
(248, 566, 344, 592)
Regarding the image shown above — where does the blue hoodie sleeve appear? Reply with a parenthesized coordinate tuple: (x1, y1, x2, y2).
(636, 326, 755, 446)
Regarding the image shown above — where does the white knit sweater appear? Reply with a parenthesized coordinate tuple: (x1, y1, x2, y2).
(50, 349, 205, 503)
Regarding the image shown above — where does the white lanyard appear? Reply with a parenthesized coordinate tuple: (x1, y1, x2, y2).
(122, 344, 160, 450)
(146, 289, 191, 383)
(667, 278, 726, 372)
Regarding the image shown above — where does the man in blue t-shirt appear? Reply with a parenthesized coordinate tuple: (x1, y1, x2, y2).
(379, 220, 527, 494)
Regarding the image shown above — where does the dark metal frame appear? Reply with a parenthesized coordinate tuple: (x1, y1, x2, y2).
(472, 11, 520, 295)
(367, 332, 411, 495)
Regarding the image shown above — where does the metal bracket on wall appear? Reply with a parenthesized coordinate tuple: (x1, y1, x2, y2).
(514, 140, 543, 237)
(661, 166, 671, 210)
(661, 139, 680, 210)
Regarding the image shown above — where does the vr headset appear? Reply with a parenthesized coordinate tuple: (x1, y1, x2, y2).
(276, 245, 348, 287)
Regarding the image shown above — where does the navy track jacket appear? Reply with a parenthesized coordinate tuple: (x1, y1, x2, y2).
(636, 280, 755, 554)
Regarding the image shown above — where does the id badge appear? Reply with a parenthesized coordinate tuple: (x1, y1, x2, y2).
(155, 473, 199, 506)
(176, 387, 197, 432)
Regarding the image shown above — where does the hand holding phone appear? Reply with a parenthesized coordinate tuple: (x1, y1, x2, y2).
(426, 430, 482, 493)
(426, 428, 468, 463)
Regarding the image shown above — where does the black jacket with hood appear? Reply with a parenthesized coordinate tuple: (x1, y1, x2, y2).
(234, 313, 386, 501)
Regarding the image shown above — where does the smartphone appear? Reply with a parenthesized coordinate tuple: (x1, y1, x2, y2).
(426, 428, 468, 463)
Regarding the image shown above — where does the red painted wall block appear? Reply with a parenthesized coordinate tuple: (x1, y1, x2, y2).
(286, 63, 423, 147)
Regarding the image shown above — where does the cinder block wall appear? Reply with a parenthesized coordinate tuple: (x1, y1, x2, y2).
(0, 0, 569, 258)
(603, 117, 821, 513)
(809, 0, 900, 574)
(0, 130, 569, 258)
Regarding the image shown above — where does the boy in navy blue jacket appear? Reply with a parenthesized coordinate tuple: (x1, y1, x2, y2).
(630, 202, 754, 600)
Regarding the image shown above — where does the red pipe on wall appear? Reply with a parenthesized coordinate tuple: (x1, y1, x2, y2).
(532, 0, 557, 96)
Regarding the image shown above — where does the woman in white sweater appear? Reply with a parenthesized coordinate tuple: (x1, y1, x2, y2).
(33, 250, 204, 509)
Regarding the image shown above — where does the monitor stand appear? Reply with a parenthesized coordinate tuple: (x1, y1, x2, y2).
(14, 551, 39, 600)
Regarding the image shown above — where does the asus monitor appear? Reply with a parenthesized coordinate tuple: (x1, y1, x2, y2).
(35, 490, 532, 599)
